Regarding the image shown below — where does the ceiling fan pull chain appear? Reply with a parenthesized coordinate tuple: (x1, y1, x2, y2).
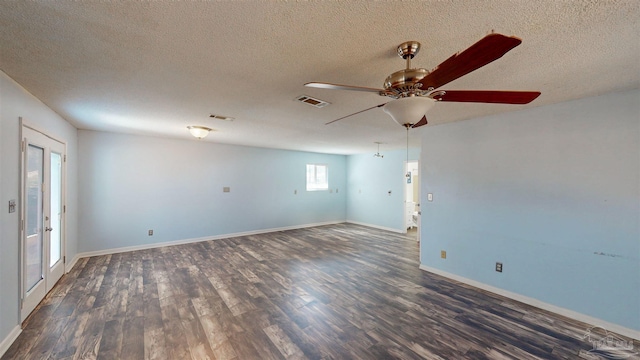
(406, 125, 411, 178)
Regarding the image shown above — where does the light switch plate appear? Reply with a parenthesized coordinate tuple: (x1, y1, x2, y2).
(427, 193, 433, 202)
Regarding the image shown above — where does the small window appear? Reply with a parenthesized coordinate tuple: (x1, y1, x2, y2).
(306, 164, 328, 191)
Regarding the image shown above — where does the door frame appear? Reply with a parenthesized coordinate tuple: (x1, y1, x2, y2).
(19, 119, 67, 322)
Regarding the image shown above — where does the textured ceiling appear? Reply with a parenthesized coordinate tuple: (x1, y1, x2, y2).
(1, 1, 638, 154)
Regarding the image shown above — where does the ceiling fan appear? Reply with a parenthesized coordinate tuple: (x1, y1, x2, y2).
(305, 33, 541, 128)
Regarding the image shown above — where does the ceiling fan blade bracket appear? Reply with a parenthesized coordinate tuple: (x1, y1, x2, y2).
(429, 90, 447, 101)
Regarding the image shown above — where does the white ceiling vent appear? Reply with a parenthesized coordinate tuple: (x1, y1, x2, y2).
(295, 95, 330, 108)
(209, 114, 235, 121)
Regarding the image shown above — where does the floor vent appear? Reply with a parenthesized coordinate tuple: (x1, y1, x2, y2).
(209, 114, 234, 121)
(295, 95, 330, 108)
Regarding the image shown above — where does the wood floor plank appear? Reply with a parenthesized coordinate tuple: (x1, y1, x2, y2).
(96, 318, 124, 360)
(263, 324, 304, 359)
(25, 314, 69, 359)
(73, 306, 106, 360)
(49, 310, 92, 359)
(3, 224, 637, 360)
(177, 302, 217, 360)
(159, 297, 192, 360)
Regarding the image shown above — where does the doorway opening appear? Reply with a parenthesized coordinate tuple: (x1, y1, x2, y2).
(405, 161, 420, 242)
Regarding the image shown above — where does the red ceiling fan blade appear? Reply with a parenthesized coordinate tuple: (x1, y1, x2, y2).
(411, 116, 428, 128)
(418, 33, 522, 90)
(432, 90, 541, 104)
(325, 103, 388, 125)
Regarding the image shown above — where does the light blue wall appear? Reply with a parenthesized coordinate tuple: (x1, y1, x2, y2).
(347, 148, 419, 232)
(0, 71, 79, 344)
(77, 130, 347, 253)
(420, 89, 640, 330)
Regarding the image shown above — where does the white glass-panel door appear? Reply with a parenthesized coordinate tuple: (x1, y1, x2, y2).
(47, 150, 65, 291)
(21, 126, 66, 321)
(25, 144, 45, 297)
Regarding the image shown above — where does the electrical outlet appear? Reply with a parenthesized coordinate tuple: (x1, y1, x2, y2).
(8, 200, 16, 213)
(441, 250, 446, 259)
(148, 229, 153, 236)
(496, 262, 503, 272)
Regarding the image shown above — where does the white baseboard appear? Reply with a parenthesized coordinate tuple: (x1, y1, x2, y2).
(65, 254, 81, 273)
(346, 220, 405, 234)
(0, 326, 21, 358)
(419, 264, 640, 340)
(74, 221, 345, 259)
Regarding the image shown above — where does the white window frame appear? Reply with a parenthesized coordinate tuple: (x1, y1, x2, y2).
(306, 164, 328, 191)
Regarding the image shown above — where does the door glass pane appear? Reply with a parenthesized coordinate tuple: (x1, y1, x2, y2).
(50, 152, 62, 266)
(26, 144, 44, 291)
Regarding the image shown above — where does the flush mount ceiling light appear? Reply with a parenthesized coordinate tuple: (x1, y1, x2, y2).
(187, 126, 214, 139)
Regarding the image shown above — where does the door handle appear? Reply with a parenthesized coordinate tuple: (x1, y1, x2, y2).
(45, 227, 53, 232)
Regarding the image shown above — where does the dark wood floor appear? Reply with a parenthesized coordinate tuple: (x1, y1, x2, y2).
(3, 224, 636, 359)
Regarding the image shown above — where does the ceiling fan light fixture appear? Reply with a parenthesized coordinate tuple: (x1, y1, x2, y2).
(187, 126, 214, 139)
(383, 97, 435, 126)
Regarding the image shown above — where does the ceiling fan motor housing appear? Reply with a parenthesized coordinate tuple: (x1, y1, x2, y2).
(382, 40, 431, 98)
(383, 68, 430, 97)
